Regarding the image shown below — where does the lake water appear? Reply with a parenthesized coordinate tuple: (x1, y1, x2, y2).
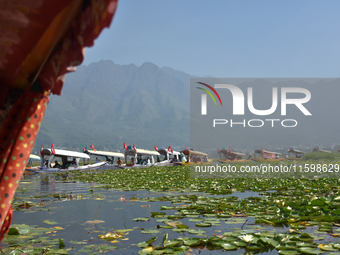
(3, 174, 288, 254)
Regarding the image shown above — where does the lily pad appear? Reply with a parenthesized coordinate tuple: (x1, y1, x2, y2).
(195, 222, 212, 227)
(133, 217, 150, 222)
(141, 229, 160, 234)
(188, 229, 206, 234)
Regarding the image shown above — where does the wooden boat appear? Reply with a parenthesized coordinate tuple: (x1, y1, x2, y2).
(218, 147, 251, 163)
(287, 148, 305, 160)
(84, 147, 125, 169)
(252, 147, 285, 162)
(179, 147, 214, 166)
(123, 143, 160, 168)
(154, 146, 181, 166)
(34, 145, 106, 173)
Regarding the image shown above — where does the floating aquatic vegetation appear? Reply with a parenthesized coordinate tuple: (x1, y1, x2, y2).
(6, 161, 340, 254)
(98, 228, 125, 240)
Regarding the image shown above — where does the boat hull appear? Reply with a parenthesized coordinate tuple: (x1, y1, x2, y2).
(181, 159, 214, 166)
(32, 162, 106, 173)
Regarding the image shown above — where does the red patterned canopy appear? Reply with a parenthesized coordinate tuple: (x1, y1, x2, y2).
(0, 0, 118, 242)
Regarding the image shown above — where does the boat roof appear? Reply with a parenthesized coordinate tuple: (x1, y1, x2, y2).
(255, 149, 281, 155)
(265, 151, 281, 155)
(158, 148, 180, 156)
(288, 149, 305, 154)
(86, 150, 125, 158)
(219, 150, 245, 156)
(29, 154, 41, 160)
(181, 149, 208, 157)
(42, 149, 90, 159)
(125, 148, 160, 156)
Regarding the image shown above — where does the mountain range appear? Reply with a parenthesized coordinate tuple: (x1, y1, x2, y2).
(33, 61, 340, 154)
(34, 60, 190, 152)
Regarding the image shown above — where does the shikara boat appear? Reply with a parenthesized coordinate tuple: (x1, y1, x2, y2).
(123, 143, 160, 168)
(287, 148, 305, 160)
(253, 147, 285, 162)
(84, 146, 125, 169)
(154, 146, 181, 166)
(34, 146, 106, 173)
(218, 147, 251, 163)
(179, 147, 214, 166)
(314, 146, 331, 153)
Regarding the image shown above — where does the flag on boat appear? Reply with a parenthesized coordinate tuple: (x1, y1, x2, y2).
(168, 146, 173, 153)
(124, 142, 128, 150)
(133, 144, 137, 153)
(154, 146, 158, 151)
(218, 148, 220, 154)
(185, 145, 190, 152)
(90, 145, 96, 151)
(83, 147, 85, 152)
(51, 144, 56, 156)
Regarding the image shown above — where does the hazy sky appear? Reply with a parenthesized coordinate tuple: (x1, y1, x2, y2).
(83, 0, 340, 77)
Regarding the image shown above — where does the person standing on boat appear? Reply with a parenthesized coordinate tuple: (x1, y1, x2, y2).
(95, 157, 100, 163)
(131, 157, 135, 165)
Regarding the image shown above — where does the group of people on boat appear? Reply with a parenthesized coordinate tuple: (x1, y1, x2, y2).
(129, 156, 151, 165)
(44, 159, 76, 169)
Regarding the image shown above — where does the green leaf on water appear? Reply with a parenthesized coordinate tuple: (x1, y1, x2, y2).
(221, 242, 237, 250)
(278, 249, 301, 255)
(183, 238, 206, 247)
(147, 236, 157, 246)
(43, 220, 58, 225)
(77, 248, 93, 253)
(162, 233, 168, 246)
(8, 228, 20, 235)
(188, 229, 206, 235)
(195, 222, 211, 227)
(59, 238, 65, 249)
(298, 247, 324, 254)
(164, 239, 183, 247)
(141, 229, 160, 234)
(132, 217, 150, 222)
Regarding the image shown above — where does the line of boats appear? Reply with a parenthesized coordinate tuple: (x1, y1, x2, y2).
(25, 144, 331, 173)
(25, 143, 213, 173)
